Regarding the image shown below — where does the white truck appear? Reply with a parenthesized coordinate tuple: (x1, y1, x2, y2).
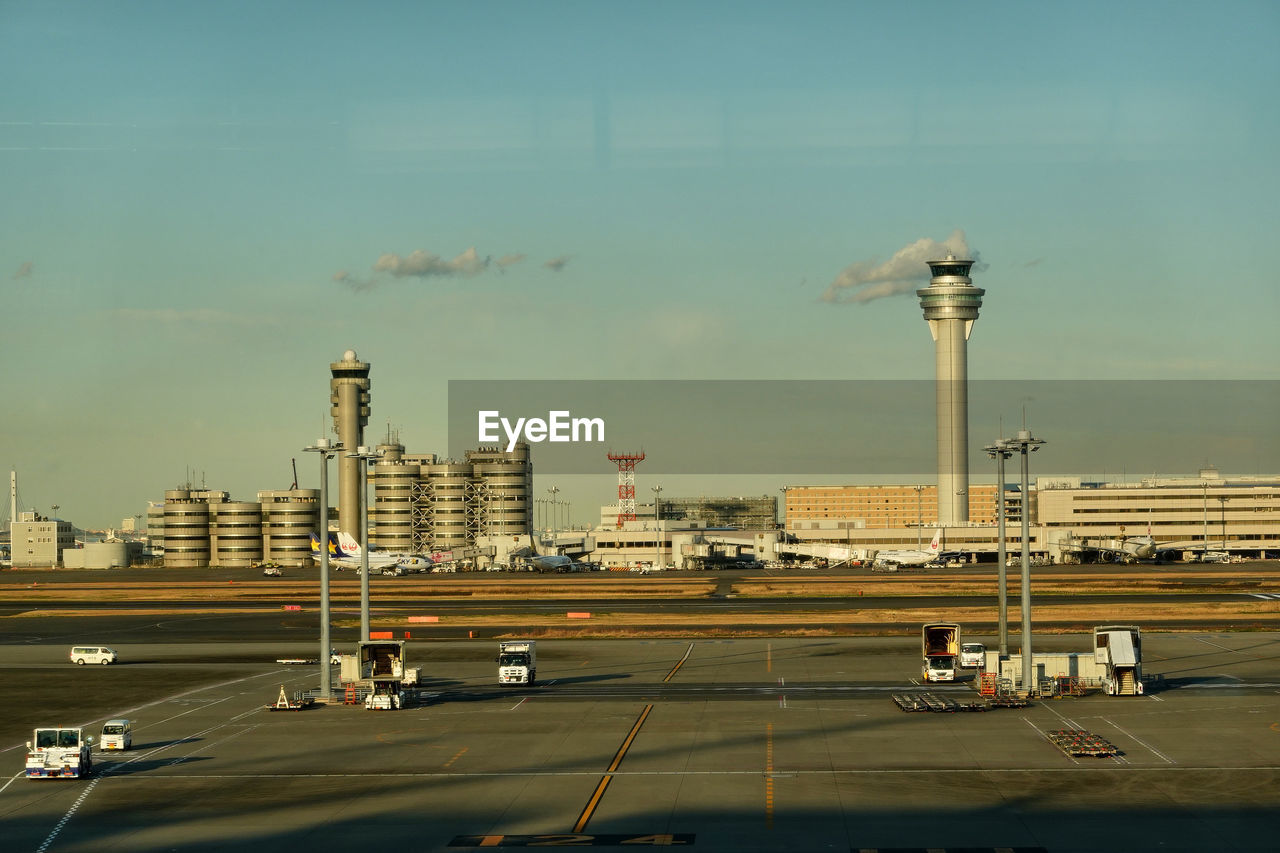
(26, 727, 94, 779)
(497, 640, 537, 685)
(921, 622, 961, 682)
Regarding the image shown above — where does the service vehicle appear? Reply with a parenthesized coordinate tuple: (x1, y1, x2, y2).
(921, 622, 961, 682)
(1094, 625, 1144, 695)
(100, 719, 132, 750)
(959, 642, 986, 669)
(262, 565, 283, 576)
(69, 646, 117, 665)
(26, 727, 94, 778)
(497, 640, 537, 685)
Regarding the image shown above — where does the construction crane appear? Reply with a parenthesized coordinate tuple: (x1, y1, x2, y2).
(290, 458, 299, 490)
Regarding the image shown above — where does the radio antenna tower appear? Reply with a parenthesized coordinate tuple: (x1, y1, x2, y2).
(607, 451, 646, 529)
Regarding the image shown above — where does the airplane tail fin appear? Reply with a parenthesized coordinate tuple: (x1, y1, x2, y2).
(310, 533, 339, 555)
(928, 529, 942, 552)
(337, 532, 361, 556)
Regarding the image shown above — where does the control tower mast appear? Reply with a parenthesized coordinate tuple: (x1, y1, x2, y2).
(330, 349, 371, 539)
(917, 255, 984, 526)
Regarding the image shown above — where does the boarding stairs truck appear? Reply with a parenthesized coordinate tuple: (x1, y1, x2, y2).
(1094, 625, 1143, 695)
(26, 727, 94, 779)
(497, 641, 537, 685)
(921, 623, 961, 683)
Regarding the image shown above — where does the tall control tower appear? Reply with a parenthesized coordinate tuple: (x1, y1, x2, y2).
(330, 349, 371, 538)
(917, 255, 984, 525)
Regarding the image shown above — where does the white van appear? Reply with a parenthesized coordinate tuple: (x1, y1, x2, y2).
(100, 719, 133, 750)
(960, 642, 986, 669)
(70, 646, 118, 665)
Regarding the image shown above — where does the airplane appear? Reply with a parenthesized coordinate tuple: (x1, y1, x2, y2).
(309, 532, 430, 573)
(873, 529, 943, 568)
(336, 532, 432, 573)
(528, 553, 572, 572)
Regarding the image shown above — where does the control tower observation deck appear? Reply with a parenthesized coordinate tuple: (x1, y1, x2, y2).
(916, 256, 985, 526)
(330, 349, 371, 538)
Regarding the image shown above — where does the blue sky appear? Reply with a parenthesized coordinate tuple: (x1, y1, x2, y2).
(2, 1, 1277, 527)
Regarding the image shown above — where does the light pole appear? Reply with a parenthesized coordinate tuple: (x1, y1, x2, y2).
(303, 437, 343, 700)
(348, 445, 381, 640)
(547, 486, 560, 548)
(985, 440, 1013, 657)
(652, 485, 663, 570)
(1202, 482, 1209, 559)
(1218, 496, 1229, 551)
(912, 485, 923, 550)
(1006, 429, 1045, 695)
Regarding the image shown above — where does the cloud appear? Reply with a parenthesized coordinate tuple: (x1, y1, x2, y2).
(496, 254, 526, 269)
(544, 255, 571, 272)
(821, 229, 986, 305)
(332, 269, 377, 292)
(372, 247, 490, 279)
(13, 261, 33, 279)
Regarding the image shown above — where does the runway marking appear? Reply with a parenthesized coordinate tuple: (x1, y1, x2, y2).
(1, 669, 286, 755)
(443, 747, 468, 768)
(36, 776, 99, 853)
(1195, 636, 1242, 653)
(767, 642, 772, 673)
(1022, 717, 1077, 765)
(572, 703, 653, 833)
(765, 723, 774, 829)
(1102, 718, 1175, 764)
(167, 724, 258, 765)
(0, 770, 23, 795)
(104, 704, 263, 775)
(663, 644, 694, 682)
(510, 698, 527, 711)
(86, 765, 1280, 780)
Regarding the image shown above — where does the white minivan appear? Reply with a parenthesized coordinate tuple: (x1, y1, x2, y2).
(100, 719, 133, 750)
(70, 646, 118, 665)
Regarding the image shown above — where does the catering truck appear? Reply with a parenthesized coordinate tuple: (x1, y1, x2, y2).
(921, 622, 961, 682)
(26, 727, 94, 778)
(497, 640, 537, 685)
(358, 640, 410, 709)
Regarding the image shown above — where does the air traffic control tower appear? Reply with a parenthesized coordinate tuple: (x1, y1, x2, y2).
(917, 255, 984, 525)
(330, 349, 371, 538)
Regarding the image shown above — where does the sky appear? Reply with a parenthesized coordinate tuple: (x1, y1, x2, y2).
(2, 0, 1278, 528)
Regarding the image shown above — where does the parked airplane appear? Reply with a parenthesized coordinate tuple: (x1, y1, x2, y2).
(873, 529, 943, 568)
(309, 533, 430, 572)
(336, 532, 432, 573)
(526, 553, 573, 572)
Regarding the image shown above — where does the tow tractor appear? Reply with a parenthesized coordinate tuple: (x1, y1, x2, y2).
(26, 727, 94, 779)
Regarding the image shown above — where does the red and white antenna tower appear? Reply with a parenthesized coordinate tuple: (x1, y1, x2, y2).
(607, 451, 645, 529)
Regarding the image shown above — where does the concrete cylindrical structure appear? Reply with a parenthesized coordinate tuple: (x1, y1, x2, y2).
(163, 491, 210, 568)
(211, 501, 263, 567)
(373, 441, 420, 552)
(260, 489, 320, 568)
(426, 461, 473, 550)
(917, 255, 984, 526)
(329, 350, 371, 539)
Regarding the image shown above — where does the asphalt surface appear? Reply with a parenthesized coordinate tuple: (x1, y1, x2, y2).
(2, 631, 1279, 852)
